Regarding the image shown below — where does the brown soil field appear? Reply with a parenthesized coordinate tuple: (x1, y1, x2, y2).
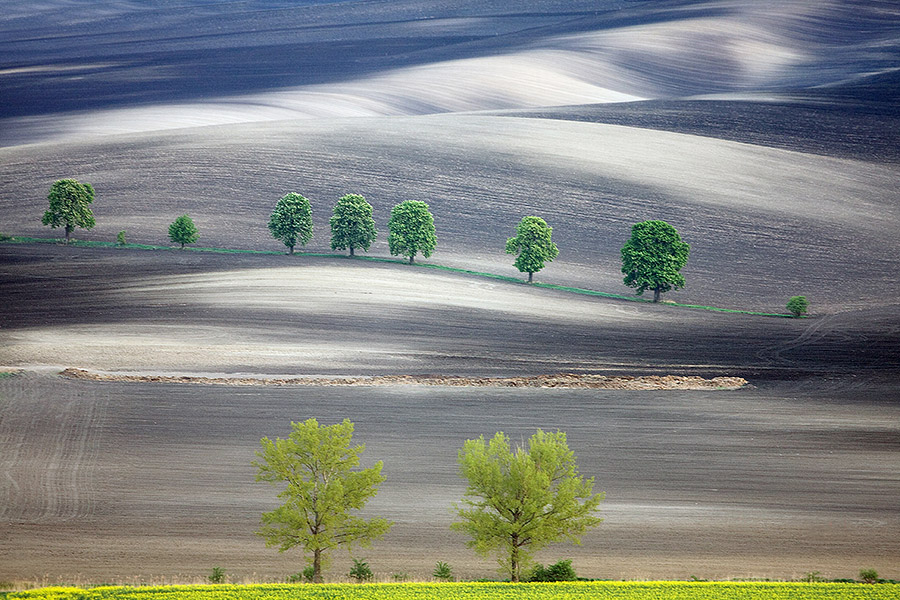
(1, 0, 899, 587)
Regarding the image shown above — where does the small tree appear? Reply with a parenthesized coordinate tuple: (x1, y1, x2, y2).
(388, 200, 436, 264)
(787, 295, 809, 318)
(859, 568, 879, 584)
(505, 216, 559, 283)
(432, 561, 453, 581)
(208, 566, 226, 584)
(451, 430, 604, 582)
(349, 558, 373, 582)
(269, 192, 313, 254)
(168, 214, 198, 248)
(621, 220, 690, 302)
(116, 230, 127, 246)
(42, 179, 96, 244)
(330, 194, 377, 256)
(253, 418, 392, 583)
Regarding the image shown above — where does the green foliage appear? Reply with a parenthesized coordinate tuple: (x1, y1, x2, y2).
(349, 559, 373, 583)
(802, 571, 823, 583)
(268, 193, 313, 254)
(432, 562, 453, 581)
(253, 418, 392, 583)
(528, 559, 577, 582)
(116, 230, 127, 245)
(388, 200, 436, 264)
(860, 568, 880, 584)
(787, 296, 809, 318)
(391, 573, 409, 582)
(451, 430, 604, 582)
(505, 216, 559, 283)
(7, 588, 97, 600)
(330, 194, 377, 256)
(208, 567, 226, 584)
(168, 214, 199, 248)
(42, 179, 96, 244)
(621, 220, 690, 302)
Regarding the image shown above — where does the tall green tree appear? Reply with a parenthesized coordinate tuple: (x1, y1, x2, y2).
(505, 216, 559, 283)
(269, 192, 313, 254)
(41, 179, 96, 244)
(253, 418, 391, 583)
(621, 220, 690, 303)
(451, 430, 603, 582)
(330, 194, 377, 256)
(168, 214, 199, 248)
(388, 200, 436, 264)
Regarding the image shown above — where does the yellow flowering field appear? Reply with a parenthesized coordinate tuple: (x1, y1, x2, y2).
(6, 582, 900, 600)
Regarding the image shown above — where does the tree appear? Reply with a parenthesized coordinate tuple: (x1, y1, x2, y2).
(253, 418, 392, 583)
(330, 194, 377, 256)
(269, 192, 313, 254)
(168, 214, 199, 248)
(41, 179, 96, 244)
(388, 200, 436, 264)
(621, 220, 690, 302)
(451, 430, 604, 582)
(505, 216, 559, 283)
(787, 295, 809, 318)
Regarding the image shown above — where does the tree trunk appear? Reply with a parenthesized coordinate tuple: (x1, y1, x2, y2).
(653, 287, 661, 303)
(408, 255, 414, 264)
(313, 549, 323, 583)
(181, 242, 185, 249)
(65, 225, 73, 244)
(349, 246, 355, 257)
(528, 272, 533, 283)
(510, 542, 520, 582)
(289, 245, 294, 255)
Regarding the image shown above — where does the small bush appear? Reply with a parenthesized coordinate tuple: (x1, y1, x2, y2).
(302, 566, 315, 583)
(391, 572, 409, 582)
(528, 559, 577, 582)
(0, 580, 14, 589)
(116, 230, 127, 245)
(802, 571, 823, 583)
(859, 568, 879, 583)
(433, 561, 453, 581)
(208, 566, 226, 584)
(349, 558, 373, 583)
(0, 233, 13, 241)
(787, 295, 809, 317)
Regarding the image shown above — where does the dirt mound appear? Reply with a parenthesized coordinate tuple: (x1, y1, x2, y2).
(60, 368, 746, 390)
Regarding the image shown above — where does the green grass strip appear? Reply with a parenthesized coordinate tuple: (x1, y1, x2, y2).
(7, 582, 900, 600)
(0, 236, 797, 317)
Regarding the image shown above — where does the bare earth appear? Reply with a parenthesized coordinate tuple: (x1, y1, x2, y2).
(1, 0, 899, 587)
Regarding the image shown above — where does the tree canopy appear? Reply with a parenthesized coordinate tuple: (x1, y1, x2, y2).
(168, 214, 199, 248)
(388, 200, 436, 264)
(41, 179, 96, 244)
(451, 430, 603, 582)
(621, 220, 690, 302)
(268, 192, 313, 254)
(505, 216, 559, 283)
(787, 295, 809, 317)
(253, 418, 391, 583)
(330, 194, 377, 256)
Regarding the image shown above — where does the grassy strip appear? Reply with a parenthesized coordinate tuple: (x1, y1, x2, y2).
(6, 582, 900, 600)
(0, 236, 795, 317)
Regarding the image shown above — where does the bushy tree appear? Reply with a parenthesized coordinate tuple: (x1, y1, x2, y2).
(621, 220, 690, 302)
(269, 192, 313, 254)
(330, 194, 377, 256)
(42, 179, 95, 244)
(451, 430, 603, 582)
(505, 216, 559, 283)
(168, 214, 198, 248)
(787, 295, 809, 318)
(253, 419, 392, 583)
(388, 200, 436, 264)
(528, 559, 577, 582)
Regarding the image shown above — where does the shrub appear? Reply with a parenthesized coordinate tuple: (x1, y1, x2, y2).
(860, 568, 879, 583)
(349, 559, 373, 583)
(208, 566, 226, 584)
(303, 566, 315, 583)
(787, 295, 809, 317)
(529, 559, 577, 582)
(116, 230, 127, 245)
(433, 561, 453, 581)
(391, 572, 409, 582)
(802, 571, 823, 583)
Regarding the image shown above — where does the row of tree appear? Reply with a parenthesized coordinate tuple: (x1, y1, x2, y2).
(253, 418, 603, 583)
(42, 179, 696, 303)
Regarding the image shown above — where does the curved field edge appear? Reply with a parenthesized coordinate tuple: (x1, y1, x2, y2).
(5, 582, 900, 599)
(0, 237, 796, 318)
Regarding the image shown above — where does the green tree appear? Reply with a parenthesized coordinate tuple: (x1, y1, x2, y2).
(787, 295, 809, 318)
(505, 216, 559, 283)
(451, 430, 604, 582)
(168, 214, 199, 248)
(41, 179, 96, 244)
(621, 220, 690, 302)
(253, 418, 392, 583)
(330, 194, 377, 257)
(269, 192, 313, 254)
(388, 200, 436, 264)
